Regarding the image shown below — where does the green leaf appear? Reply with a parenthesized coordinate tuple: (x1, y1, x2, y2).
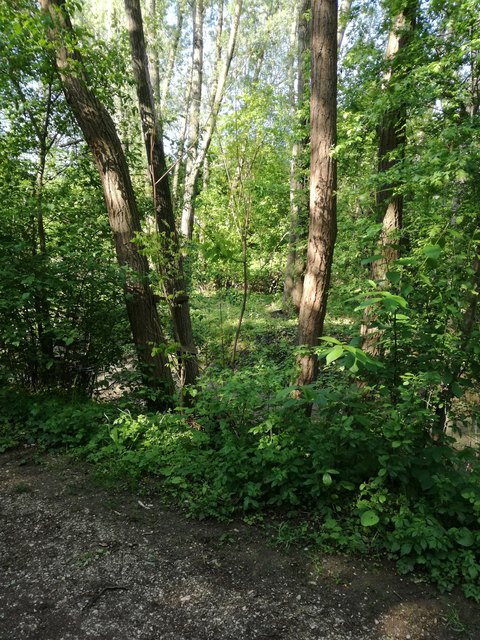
(386, 271, 401, 285)
(360, 510, 379, 527)
(325, 345, 344, 365)
(423, 244, 442, 260)
(455, 528, 474, 548)
(361, 254, 382, 266)
(322, 472, 333, 486)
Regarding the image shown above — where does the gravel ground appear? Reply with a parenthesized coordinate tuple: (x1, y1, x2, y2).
(1, 448, 479, 640)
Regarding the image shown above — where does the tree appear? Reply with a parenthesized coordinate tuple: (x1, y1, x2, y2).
(296, 0, 338, 389)
(283, 0, 309, 313)
(180, 0, 243, 240)
(361, 0, 417, 354)
(40, 0, 175, 406)
(124, 0, 199, 387)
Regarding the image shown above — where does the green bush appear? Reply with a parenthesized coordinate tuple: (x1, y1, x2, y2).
(1, 372, 480, 601)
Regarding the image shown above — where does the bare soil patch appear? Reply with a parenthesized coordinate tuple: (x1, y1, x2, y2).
(1, 448, 479, 640)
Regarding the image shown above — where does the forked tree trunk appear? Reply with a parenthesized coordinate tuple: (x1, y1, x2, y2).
(40, 0, 175, 406)
(296, 0, 337, 388)
(124, 0, 199, 388)
(180, 0, 243, 240)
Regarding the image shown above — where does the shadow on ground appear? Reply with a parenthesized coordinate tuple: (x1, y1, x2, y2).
(1, 449, 478, 640)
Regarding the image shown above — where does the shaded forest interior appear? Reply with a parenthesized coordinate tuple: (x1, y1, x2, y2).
(1, 0, 480, 602)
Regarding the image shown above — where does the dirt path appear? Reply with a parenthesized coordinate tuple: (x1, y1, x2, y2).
(1, 449, 478, 640)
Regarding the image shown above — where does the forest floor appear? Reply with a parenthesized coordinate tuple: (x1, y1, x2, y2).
(1, 448, 480, 640)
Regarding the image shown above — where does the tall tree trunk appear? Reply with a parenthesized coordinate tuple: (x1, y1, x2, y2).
(180, 0, 243, 240)
(337, 0, 352, 49)
(180, 0, 204, 240)
(124, 0, 199, 388)
(40, 0, 175, 406)
(362, 1, 416, 354)
(146, 0, 161, 106)
(33, 84, 55, 382)
(296, 0, 337, 389)
(160, 0, 185, 109)
(283, 0, 309, 313)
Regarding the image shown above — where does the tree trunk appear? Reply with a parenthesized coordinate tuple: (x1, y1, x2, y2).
(160, 0, 185, 109)
(296, 0, 337, 388)
(33, 86, 55, 383)
(40, 0, 175, 407)
(180, 0, 204, 240)
(180, 0, 243, 240)
(124, 0, 199, 388)
(337, 0, 352, 49)
(283, 0, 309, 313)
(146, 0, 160, 106)
(362, 1, 416, 354)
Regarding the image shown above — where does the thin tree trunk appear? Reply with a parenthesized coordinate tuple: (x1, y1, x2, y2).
(180, 0, 204, 240)
(231, 229, 248, 369)
(180, 0, 243, 240)
(337, 0, 352, 49)
(40, 0, 175, 406)
(146, 0, 161, 106)
(124, 0, 199, 388)
(160, 0, 185, 109)
(296, 0, 337, 389)
(33, 86, 55, 381)
(202, 0, 225, 190)
(172, 79, 192, 207)
(283, 0, 309, 313)
(362, 2, 416, 354)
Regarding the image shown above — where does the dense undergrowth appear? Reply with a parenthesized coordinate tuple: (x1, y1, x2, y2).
(2, 355, 480, 602)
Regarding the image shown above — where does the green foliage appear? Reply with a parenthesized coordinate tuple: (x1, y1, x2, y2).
(195, 85, 290, 291)
(1, 0, 480, 607)
(3, 356, 480, 600)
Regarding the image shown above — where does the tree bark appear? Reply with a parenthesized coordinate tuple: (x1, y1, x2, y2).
(180, 0, 204, 240)
(283, 0, 309, 313)
(296, 0, 338, 388)
(362, 1, 416, 354)
(337, 0, 352, 49)
(180, 0, 243, 240)
(160, 0, 185, 109)
(124, 0, 199, 388)
(146, 0, 161, 107)
(40, 0, 175, 406)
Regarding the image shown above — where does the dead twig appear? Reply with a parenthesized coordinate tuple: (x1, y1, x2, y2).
(83, 584, 130, 610)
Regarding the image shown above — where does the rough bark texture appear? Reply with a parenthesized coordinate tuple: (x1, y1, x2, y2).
(124, 0, 199, 388)
(362, 2, 416, 355)
(296, 0, 337, 388)
(283, 0, 309, 313)
(40, 0, 175, 406)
